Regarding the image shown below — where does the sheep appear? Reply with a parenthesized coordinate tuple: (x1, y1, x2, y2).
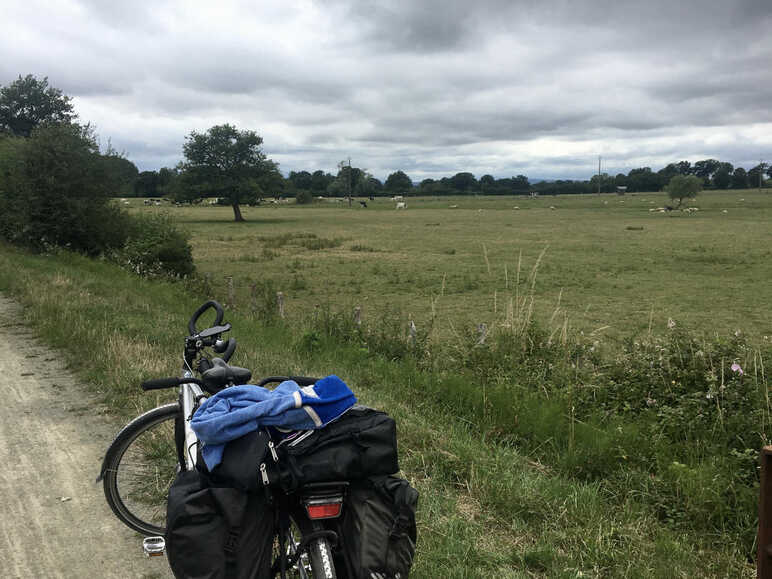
(395, 202, 407, 210)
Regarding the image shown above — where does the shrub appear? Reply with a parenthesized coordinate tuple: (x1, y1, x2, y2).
(116, 212, 194, 277)
(295, 189, 313, 205)
(0, 124, 132, 254)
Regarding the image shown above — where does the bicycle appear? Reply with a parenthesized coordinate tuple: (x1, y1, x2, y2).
(98, 300, 342, 578)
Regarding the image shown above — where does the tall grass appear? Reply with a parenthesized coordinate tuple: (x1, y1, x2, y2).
(0, 242, 759, 576)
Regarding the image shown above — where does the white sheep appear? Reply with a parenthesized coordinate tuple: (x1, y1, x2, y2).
(396, 201, 407, 210)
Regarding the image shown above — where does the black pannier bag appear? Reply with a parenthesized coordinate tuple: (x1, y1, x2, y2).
(338, 475, 419, 579)
(206, 405, 400, 492)
(165, 469, 274, 579)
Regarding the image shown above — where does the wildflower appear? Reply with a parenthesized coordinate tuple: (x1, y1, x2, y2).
(667, 318, 676, 329)
(731, 363, 743, 376)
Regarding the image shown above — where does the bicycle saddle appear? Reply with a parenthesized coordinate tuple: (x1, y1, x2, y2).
(201, 358, 253, 393)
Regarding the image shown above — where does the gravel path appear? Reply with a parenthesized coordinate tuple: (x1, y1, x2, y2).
(0, 296, 173, 578)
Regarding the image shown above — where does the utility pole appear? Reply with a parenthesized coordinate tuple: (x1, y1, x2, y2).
(347, 157, 352, 206)
(598, 156, 602, 195)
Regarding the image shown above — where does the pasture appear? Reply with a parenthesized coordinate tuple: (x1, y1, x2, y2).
(155, 189, 772, 345)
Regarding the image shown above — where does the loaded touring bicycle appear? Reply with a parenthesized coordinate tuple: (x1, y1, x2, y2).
(98, 300, 418, 578)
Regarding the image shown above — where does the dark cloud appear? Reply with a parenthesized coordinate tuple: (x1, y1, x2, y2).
(2, 0, 770, 180)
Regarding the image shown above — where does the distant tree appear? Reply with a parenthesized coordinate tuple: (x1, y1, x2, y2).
(731, 167, 748, 189)
(692, 159, 721, 185)
(288, 170, 313, 191)
(450, 172, 477, 193)
(134, 171, 160, 197)
(666, 174, 703, 208)
(328, 163, 375, 199)
(384, 170, 412, 193)
(511, 174, 530, 191)
(181, 124, 275, 221)
(366, 176, 383, 195)
(747, 163, 768, 189)
(101, 153, 139, 196)
(0, 75, 76, 137)
(295, 189, 313, 204)
(626, 167, 663, 192)
(711, 162, 733, 189)
(310, 170, 334, 193)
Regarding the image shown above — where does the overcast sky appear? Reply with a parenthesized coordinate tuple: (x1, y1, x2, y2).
(2, 0, 771, 181)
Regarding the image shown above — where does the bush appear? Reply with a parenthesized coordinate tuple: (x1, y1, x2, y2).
(295, 189, 313, 205)
(116, 213, 194, 277)
(0, 124, 132, 254)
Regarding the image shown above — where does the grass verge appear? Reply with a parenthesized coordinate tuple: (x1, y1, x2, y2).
(0, 243, 756, 577)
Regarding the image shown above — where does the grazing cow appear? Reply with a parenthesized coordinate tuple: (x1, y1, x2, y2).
(359, 201, 368, 208)
(396, 202, 407, 210)
(392, 195, 404, 202)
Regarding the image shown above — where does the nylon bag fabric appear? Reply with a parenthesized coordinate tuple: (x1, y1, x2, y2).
(271, 406, 399, 491)
(165, 470, 274, 579)
(338, 475, 418, 579)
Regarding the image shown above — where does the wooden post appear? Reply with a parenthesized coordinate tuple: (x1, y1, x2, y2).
(408, 319, 417, 347)
(226, 276, 235, 308)
(353, 306, 361, 326)
(759, 446, 772, 578)
(277, 291, 285, 319)
(477, 323, 488, 345)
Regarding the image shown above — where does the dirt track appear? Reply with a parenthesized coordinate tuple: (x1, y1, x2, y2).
(0, 296, 173, 578)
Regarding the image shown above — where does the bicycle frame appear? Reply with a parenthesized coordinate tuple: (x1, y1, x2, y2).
(179, 371, 204, 470)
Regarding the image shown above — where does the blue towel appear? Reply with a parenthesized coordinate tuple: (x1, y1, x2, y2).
(191, 375, 356, 470)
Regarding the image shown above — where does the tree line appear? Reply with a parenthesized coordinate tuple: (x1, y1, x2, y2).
(0, 75, 193, 276)
(2, 74, 769, 226)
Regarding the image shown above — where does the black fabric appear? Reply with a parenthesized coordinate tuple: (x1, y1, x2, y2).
(271, 406, 399, 491)
(339, 476, 418, 579)
(201, 429, 272, 491)
(205, 406, 399, 492)
(165, 470, 274, 579)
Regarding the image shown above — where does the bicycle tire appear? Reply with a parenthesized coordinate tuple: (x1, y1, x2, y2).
(102, 403, 184, 536)
(279, 514, 338, 579)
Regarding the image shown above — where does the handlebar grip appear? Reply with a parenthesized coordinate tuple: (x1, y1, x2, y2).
(221, 338, 237, 362)
(188, 301, 225, 336)
(141, 377, 184, 391)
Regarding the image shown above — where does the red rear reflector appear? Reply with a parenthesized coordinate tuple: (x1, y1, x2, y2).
(306, 503, 342, 519)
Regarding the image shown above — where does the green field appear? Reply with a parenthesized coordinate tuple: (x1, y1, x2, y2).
(0, 188, 768, 576)
(155, 189, 772, 345)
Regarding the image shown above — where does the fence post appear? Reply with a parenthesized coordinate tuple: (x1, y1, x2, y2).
(759, 446, 772, 578)
(354, 306, 361, 327)
(277, 291, 285, 319)
(477, 323, 488, 345)
(408, 319, 417, 347)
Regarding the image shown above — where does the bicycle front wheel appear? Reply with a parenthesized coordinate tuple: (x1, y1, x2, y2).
(102, 403, 184, 535)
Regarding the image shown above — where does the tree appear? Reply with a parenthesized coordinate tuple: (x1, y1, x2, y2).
(134, 171, 160, 197)
(449, 172, 477, 193)
(0, 123, 129, 253)
(711, 162, 733, 189)
(665, 174, 702, 208)
(747, 163, 769, 189)
(101, 153, 139, 197)
(0, 75, 76, 137)
(731, 167, 748, 189)
(384, 170, 412, 194)
(181, 124, 274, 221)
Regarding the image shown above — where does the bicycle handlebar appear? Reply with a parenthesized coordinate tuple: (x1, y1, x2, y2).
(188, 301, 225, 336)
